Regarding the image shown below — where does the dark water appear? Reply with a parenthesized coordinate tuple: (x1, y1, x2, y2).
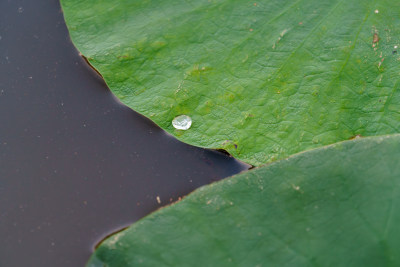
(0, 1, 249, 266)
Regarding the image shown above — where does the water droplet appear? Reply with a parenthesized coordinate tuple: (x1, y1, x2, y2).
(172, 115, 192, 130)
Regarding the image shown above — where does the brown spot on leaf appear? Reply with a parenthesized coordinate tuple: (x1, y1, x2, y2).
(373, 33, 380, 44)
(349, 134, 362, 140)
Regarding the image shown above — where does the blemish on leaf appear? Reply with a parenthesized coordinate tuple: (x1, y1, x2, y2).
(272, 29, 289, 49)
(221, 140, 238, 150)
(378, 58, 384, 69)
(291, 184, 300, 191)
(349, 134, 362, 140)
(373, 33, 380, 44)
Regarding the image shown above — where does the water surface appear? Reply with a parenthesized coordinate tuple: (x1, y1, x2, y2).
(0, 0, 249, 266)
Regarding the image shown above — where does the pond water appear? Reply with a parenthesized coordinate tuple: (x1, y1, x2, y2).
(0, 0, 249, 266)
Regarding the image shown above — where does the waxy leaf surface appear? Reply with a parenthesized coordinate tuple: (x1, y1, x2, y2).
(61, 0, 400, 165)
(88, 134, 400, 266)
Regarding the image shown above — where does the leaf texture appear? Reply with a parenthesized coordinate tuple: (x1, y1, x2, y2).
(61, 0, 400, 165)
(88, 134, 400, 266)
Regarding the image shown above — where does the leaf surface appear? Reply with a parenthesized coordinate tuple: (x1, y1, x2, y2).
(61, 0, 400, 165)
(88, 134, 400, 266)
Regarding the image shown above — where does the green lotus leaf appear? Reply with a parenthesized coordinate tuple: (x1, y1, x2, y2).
(60, 0, 400, 166)
(88, 134, 400, 266)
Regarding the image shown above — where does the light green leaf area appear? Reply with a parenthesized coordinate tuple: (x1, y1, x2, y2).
(61, 0, 400, 165)
(88, 134, 400, 266)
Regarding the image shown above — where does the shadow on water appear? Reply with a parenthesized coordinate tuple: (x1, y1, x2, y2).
(0, 0, 250, 266)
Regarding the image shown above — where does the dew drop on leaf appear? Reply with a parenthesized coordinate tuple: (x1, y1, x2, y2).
(172, 115, 192, 130)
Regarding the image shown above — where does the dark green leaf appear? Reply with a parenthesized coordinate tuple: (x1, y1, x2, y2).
(88, 134, 400, 266)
